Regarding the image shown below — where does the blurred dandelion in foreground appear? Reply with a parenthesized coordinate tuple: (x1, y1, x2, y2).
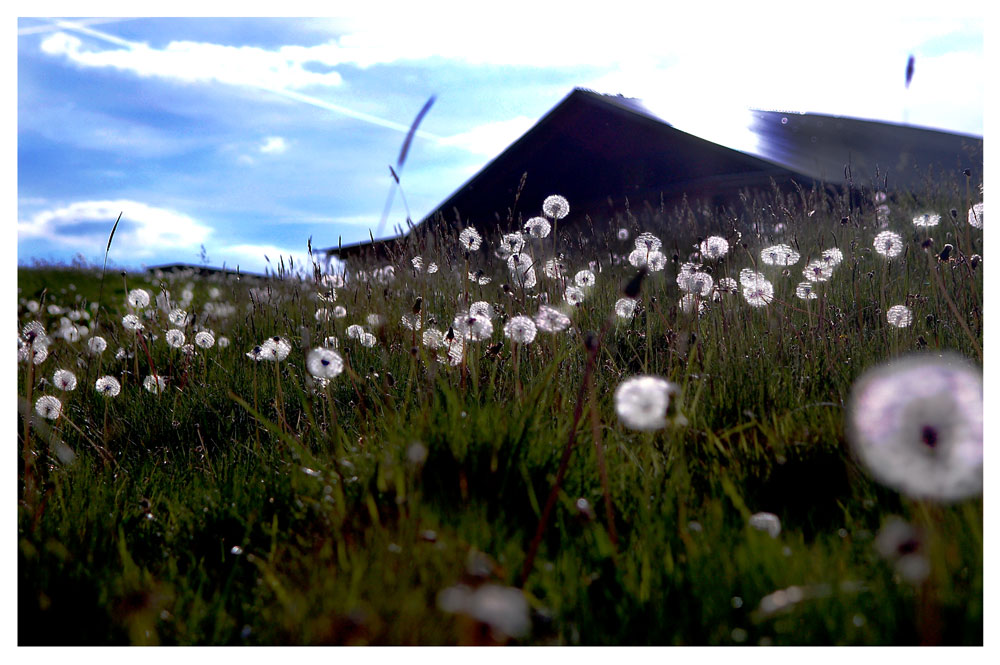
(873, 231, 904, 258)
(504, 316, 537, 344)
(874, 517, 930, 584)
(34, 395, 62, 420)
(617, 228, 629, 241)
(53, 369, 77, 391)
(967, 202, 983, 229)
(912, 212, 940, 228)
(700, 236, 729, 260)
(459, 227, 483, 251)
(534, 306, 570, 333)
(886, 305, 913, 328)
(524, 216, 551, 239)
(614, 375, 678, 431)
(748, 512, 781, 538)
(760, 244, 801, 266)
(306, 348, 343, 379)
(614, 297, 637, 319)
(542, 194, 569, 220)
(437, 584, 531, 640)
(144, 375, 167, 394)
(847, 353, 982, 501)
(95, 375, 121, 397)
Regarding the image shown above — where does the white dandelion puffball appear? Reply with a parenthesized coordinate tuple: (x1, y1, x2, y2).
(628, 248, 666, 271)
(422, 328, 445, 349)
(760, 244, 801, 266)
(574, 269, 596, 288)
(53, 369, 77, 391)
(498, 232, 526, 257)
(35, 395, 62, 420)
(795, 282, 818, 300)
(127, 288, 151, 308)
(634, 232, 662, 252)
(717, 277, 738, 294)
(524, 216, 551, 238)
(144, 375, 167, 394)
(121, 314, 143, 331)
(738, 268, 766, 288)
(469, 301, 495, 320)
(195, 330, 216, 348)
(742, 276, 774, 307)
(677, 270, 713, 296)
(802, 259, 833, 283)
(873, 231, 904, 258)
(346, 324, 365, 340)
(564, 285, 585, 306)
(614, 375, 676, 431)
(168, 308, 189, 326)
(333, 306, 347, 318)
(912, 212, 940, 228)
(543, 258, 567, 279)
(700, 236, 729, 260)
(217, 336, 230, 349)
(459, 227, 483, 251)
(886, 305, 913, 328)
(678, 294, 707, 315)
(847, 353, 982, 502)
(165, 329, 186, 348)
(400, 313, 422, 331)
(748, 512, 782, 538)
(427, 262, 439, 274)
(306, 347, 344, 379)
(821, 248, 844, 266)
(534, 306, 571, 333)
(366, 313, 384, 328)
(411, 256, 424, 272)
(95, 375, 121, 397)
(261, 337, 291, 361)
(453, 313, 493, 342)
(617, 228, 629, 241)
(504, 315, 537, 344)
(615, 297, 637, 319)
(360, 332, 378, 348)
(542, 194, 569, 220)
(88, 336, 107, 355)
(968, 202, 983, 229)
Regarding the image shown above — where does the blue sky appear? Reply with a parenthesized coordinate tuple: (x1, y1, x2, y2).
(15, 6, 985, 274)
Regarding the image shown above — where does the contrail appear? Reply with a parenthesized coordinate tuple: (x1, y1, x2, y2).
(26, 18, 447, 143)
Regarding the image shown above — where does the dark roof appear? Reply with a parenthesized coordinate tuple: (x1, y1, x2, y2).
(326, 88, 982, 259)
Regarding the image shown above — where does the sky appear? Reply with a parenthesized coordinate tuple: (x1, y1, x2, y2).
(14, 4, 986, 275)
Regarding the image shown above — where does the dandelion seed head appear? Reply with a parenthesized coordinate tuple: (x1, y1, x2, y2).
(127, 288, 151, 308)
(617, 228, 629, 241)
(795, 282, 818, 300)
(306, 347, 344, 379)
(121, 314, 143, 331)
(95, 375, 121, 397)
(679, 293, 708, 315)
(459, 227, 483, 251)
(400, 313, 422, 331)
(453, 313, 494, 342)
(88, 336, 107, 355)
(534, 305, 571, 332)
(614, 297, 637, 319)
(542, 194, 569, 220)
(803, 259, 833, 283)
(524, 216, 551, 238)
(748, 512, 782, 538)
(543, 258, 567, 279)
(504, 315, 537, 344)
(700, 236, 729, 260)
(821, 248, 844, 266)
(717, 277, 738, 294)
(53, 369, 77, 391)
(742, 276, 774, 307)
(34, 395, 62, 420)
(760, 244, 801, 266)
(144, 374, 167, 394)
(346, 324, 365, 340)
(195, 330, 216, 348)
(411, 256, 424, 272)
(873, 231, 904, 258)
(564, 285, 585, 306)
(886, 305, 913, 328)
(422, 328, 445, 349)
(634, 232, 662, 252)
(912, 212, 940, 228)
(968, 201, 983, 229)
(168, 308, 189, 326)
(614, 375, 677, 431)
(469, 301, 495, 320)
(847, 353, 982, 501)
(165, 329, 186, 348)
(574, 269, 596, 288)
(497, 232, 526, 257)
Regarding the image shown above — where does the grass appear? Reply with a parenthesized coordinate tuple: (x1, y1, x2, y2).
(16, 177, 983, 645)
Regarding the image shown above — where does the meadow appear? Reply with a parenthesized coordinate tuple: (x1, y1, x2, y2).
(16, 178, 983, 645)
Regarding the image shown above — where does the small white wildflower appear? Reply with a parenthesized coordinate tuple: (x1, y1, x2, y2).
(795, 282, 818, 300)
(564, 286, 585, 306)
(803, 259, 833, 283)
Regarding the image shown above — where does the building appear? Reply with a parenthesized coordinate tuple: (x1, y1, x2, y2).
(325, 88, 983, 261)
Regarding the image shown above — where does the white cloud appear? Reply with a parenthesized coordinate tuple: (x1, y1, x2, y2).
(260, 136, 288, 154)
(18, 200, 213, 259)
(40, 31, 344, 91)
(441, 116, 535, 156)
